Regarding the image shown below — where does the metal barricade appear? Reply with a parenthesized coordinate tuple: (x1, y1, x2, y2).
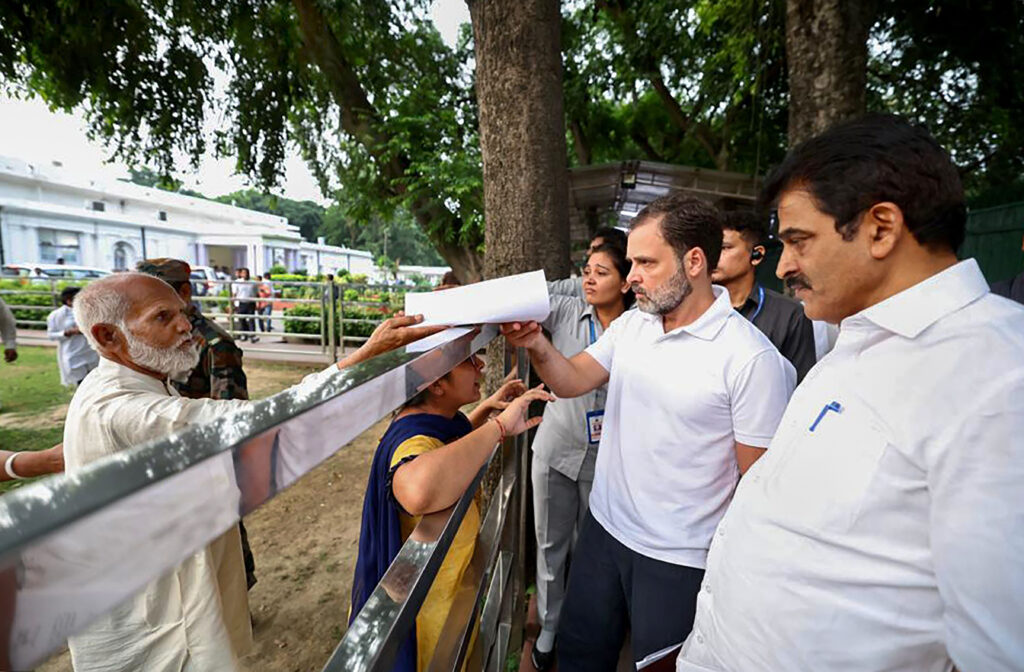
(0, 326, 530, 672)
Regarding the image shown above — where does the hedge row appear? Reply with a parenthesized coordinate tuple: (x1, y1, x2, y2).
(0, 278, 86, 328)
(283, 302, 394, 342)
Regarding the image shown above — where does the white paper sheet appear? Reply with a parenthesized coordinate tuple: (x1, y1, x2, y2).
(404, 270, 551, 326)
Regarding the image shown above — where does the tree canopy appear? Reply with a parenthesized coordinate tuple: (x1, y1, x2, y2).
(2, 0, 1021, 278)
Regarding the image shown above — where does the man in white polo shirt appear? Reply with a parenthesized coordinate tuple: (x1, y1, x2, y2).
(502, 194, 795, 671)
(677, 115, 1024, 672)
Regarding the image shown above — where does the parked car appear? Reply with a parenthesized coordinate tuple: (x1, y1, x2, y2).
(2, 263, 112, 281)
(189, 265, 220, 297)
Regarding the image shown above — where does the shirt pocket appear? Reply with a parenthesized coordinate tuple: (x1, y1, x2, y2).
(761, 398, 888, 533)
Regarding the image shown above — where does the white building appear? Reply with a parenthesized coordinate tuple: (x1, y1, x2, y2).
(0, 156, 384, 279)
(396, 264, 451, 285)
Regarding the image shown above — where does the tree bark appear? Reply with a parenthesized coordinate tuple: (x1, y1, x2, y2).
(785, 0, 876, 146)
(468, 0, 571, 282)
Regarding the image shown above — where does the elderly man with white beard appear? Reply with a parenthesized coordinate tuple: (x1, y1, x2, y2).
(62, 272, 443, 672)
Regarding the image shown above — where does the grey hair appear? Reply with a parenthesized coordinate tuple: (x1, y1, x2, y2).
(73, 273, 148, 350)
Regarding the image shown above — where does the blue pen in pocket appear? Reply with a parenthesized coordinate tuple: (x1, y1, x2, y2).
(809, 401, 843, 432)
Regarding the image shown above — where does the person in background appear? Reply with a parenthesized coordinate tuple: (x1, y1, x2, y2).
(0, 297, 17, 412)
(528, 242, 634, 671)
(256, 274, 274, 334)
(548, 227, 628, 298)
(351, 358, 551, 672)
(713, 210, 817, 381)
(139, 258, 258, 588)
(232, 267, 258, 342)
(46, 286, 99, 387)
(990, 233, 1024, 304)
(503, 194, 795, 671)
(677, 114, 1024, 672)
(439, 270, 460, 287)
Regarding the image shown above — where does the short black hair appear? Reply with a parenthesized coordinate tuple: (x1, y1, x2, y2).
(721, 210, 768, 249)
(631, 194, 723, 272)
(588, 242, 636, 309)
(60, 286, 80, 304)
(592, 226, 627, 250)
(760, 113, 966, 251)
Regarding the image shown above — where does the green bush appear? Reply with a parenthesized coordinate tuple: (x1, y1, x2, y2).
(282, 304, 323, 335)
(269, 264, 287, 275)
(283, 300, 394, 344)
(0, 278, 87, 329)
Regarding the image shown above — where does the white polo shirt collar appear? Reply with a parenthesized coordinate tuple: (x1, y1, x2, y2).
(643, 285, 734, 342)
(844, 258, 988, 338)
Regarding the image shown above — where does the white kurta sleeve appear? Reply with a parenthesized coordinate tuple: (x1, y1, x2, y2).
(46, 308, 66, 341)
(0, 298, 17, 349)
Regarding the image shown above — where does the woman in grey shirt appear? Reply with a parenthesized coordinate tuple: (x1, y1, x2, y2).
(530, 243, 634, 669)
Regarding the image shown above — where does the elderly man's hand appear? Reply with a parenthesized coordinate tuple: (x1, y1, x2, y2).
(3, 348, 16, 363)
(339, 313, 446, 369)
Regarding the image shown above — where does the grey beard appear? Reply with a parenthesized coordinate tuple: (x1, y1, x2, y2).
(635, 268, 692, 315)
(123, 327, 200, 377)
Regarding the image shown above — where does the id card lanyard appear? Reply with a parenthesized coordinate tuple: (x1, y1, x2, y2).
(586, 314, 605, 444)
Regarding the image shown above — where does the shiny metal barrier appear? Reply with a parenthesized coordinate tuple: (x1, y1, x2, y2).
(0, 325, 528, 671)
(330, 346, 530, 672)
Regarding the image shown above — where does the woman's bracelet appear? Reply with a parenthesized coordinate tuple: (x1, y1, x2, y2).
(491, 416, 507, 442)
(4, 452, 23, 480)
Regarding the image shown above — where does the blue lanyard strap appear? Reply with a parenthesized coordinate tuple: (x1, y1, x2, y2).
(749, 285, 766, 322)
(588, 315, 597, 345)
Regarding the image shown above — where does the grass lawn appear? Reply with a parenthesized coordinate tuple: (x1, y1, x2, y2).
(0, 346, 75, 492)
(0, 346, 74, 416)
(0, 347, 321, 494)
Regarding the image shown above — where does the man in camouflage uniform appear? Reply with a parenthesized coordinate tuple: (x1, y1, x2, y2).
(137, 258, 257, 589)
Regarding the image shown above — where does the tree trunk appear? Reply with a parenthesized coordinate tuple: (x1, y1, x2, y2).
(785, 0, 876, 146)
(469, 0, 571, 282)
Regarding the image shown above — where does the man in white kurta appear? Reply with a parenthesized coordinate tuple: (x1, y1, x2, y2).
(63, 356, 260, 671)
(46, 288, 99, 386)
(63, 272, 443, 672)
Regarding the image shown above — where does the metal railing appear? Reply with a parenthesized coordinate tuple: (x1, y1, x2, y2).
(0, 275, 424, 362)
(0, 325, 529, 672)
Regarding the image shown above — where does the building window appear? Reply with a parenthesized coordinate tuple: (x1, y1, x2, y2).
(38, 229, 81, 264)
(158, 210, 167, 221)
(89, 201, 106, 212)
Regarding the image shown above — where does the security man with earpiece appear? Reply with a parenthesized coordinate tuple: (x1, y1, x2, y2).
(712, 210, 817, 381)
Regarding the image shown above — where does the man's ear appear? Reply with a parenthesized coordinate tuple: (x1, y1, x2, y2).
(685, 247, 708, 278)
(751, 245, 766, 266)
(864, 202, 904, 260)
(91, 323, 120, 351)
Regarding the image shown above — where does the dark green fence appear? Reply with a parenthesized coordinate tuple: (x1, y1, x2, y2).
(754, 200, 1024, 291)
(960, 201, 1024, 284)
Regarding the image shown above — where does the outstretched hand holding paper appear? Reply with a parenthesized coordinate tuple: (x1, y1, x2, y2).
(404, 270, 551, 326)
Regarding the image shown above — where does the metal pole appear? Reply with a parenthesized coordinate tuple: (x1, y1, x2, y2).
(327, 280, 337, 363)
(319, 281, 327, 354)
(338, 283, 345, 359)
(226, 281, 235, 338)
